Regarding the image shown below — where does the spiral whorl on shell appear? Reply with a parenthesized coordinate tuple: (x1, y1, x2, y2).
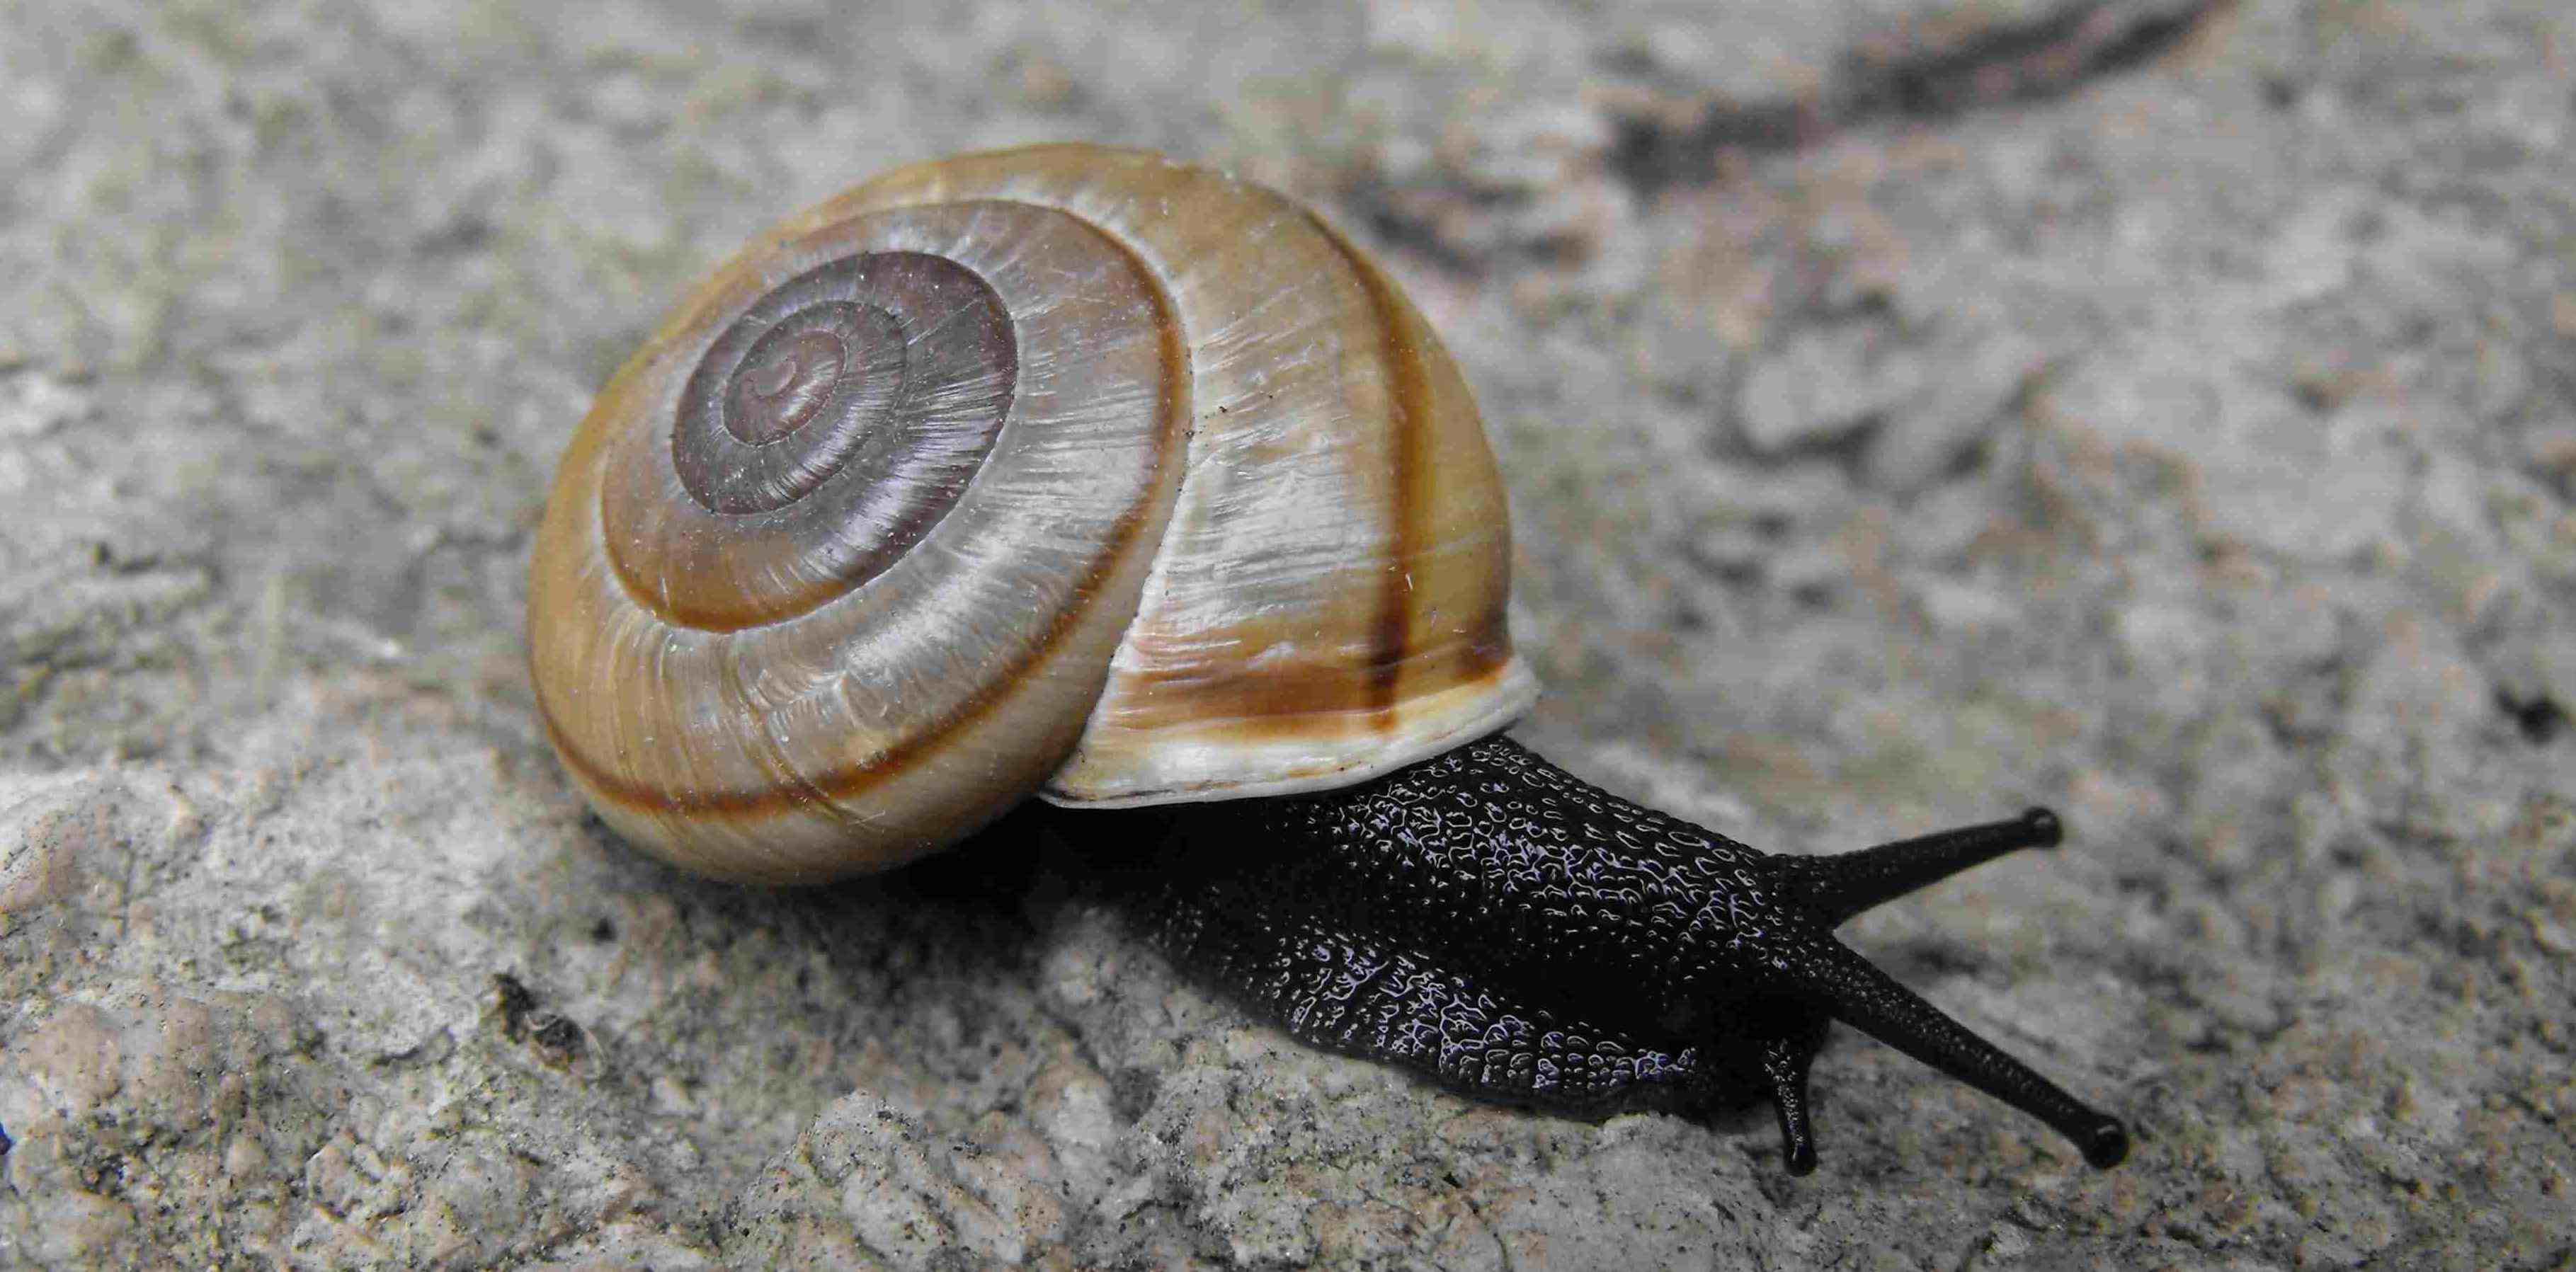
(529, 145, 1539, 883)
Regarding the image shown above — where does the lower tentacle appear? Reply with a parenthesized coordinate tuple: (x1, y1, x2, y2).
(1755, 1031, 1821, 1176)
(1794, 935, 2128, 1168)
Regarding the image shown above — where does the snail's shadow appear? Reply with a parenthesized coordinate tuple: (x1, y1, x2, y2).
(565, 804, 1068, 1080)
(760, 803, 1065, 984)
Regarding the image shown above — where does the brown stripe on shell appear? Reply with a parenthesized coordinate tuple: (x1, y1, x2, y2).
(1068, 207, 1515, 741)
(1306, 213, 1421, 722)
(1305, 213, 1511, 713)
(539, 226, 1193, 824)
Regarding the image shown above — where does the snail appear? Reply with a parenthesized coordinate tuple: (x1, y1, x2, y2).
(526, 144, 2129, 1176)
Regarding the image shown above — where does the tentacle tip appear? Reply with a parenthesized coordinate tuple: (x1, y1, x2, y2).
(1783, 1141, 1819, 1176)
(2077, 1117, 2129, 1169)
(2019, 806, 2064, 849)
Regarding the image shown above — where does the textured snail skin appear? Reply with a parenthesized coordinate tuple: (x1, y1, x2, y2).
(1109, 735, 2128, 1176)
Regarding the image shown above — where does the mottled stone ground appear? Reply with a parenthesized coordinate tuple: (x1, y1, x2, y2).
(4, 0, 2571, 1266)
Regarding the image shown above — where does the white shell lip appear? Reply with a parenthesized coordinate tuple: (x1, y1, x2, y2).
(1035, 656, 1540, 808)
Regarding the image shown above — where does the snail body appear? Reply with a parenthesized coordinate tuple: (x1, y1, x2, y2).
(528, 144, 2127, 1175)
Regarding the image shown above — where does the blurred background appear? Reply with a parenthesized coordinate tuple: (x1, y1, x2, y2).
(4, 1, 2571, 1266)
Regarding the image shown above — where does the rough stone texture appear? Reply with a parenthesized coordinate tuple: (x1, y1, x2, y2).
(4, 0, 2572, 1267)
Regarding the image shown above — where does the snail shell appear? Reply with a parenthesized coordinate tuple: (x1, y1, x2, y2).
(528, 145, 1539, 883)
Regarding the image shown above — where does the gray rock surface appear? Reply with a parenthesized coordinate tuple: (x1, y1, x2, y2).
(6, 0, 2572, 1266)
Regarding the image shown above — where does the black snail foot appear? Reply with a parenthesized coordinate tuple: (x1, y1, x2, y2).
(1081, 735, 2128, 1176)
